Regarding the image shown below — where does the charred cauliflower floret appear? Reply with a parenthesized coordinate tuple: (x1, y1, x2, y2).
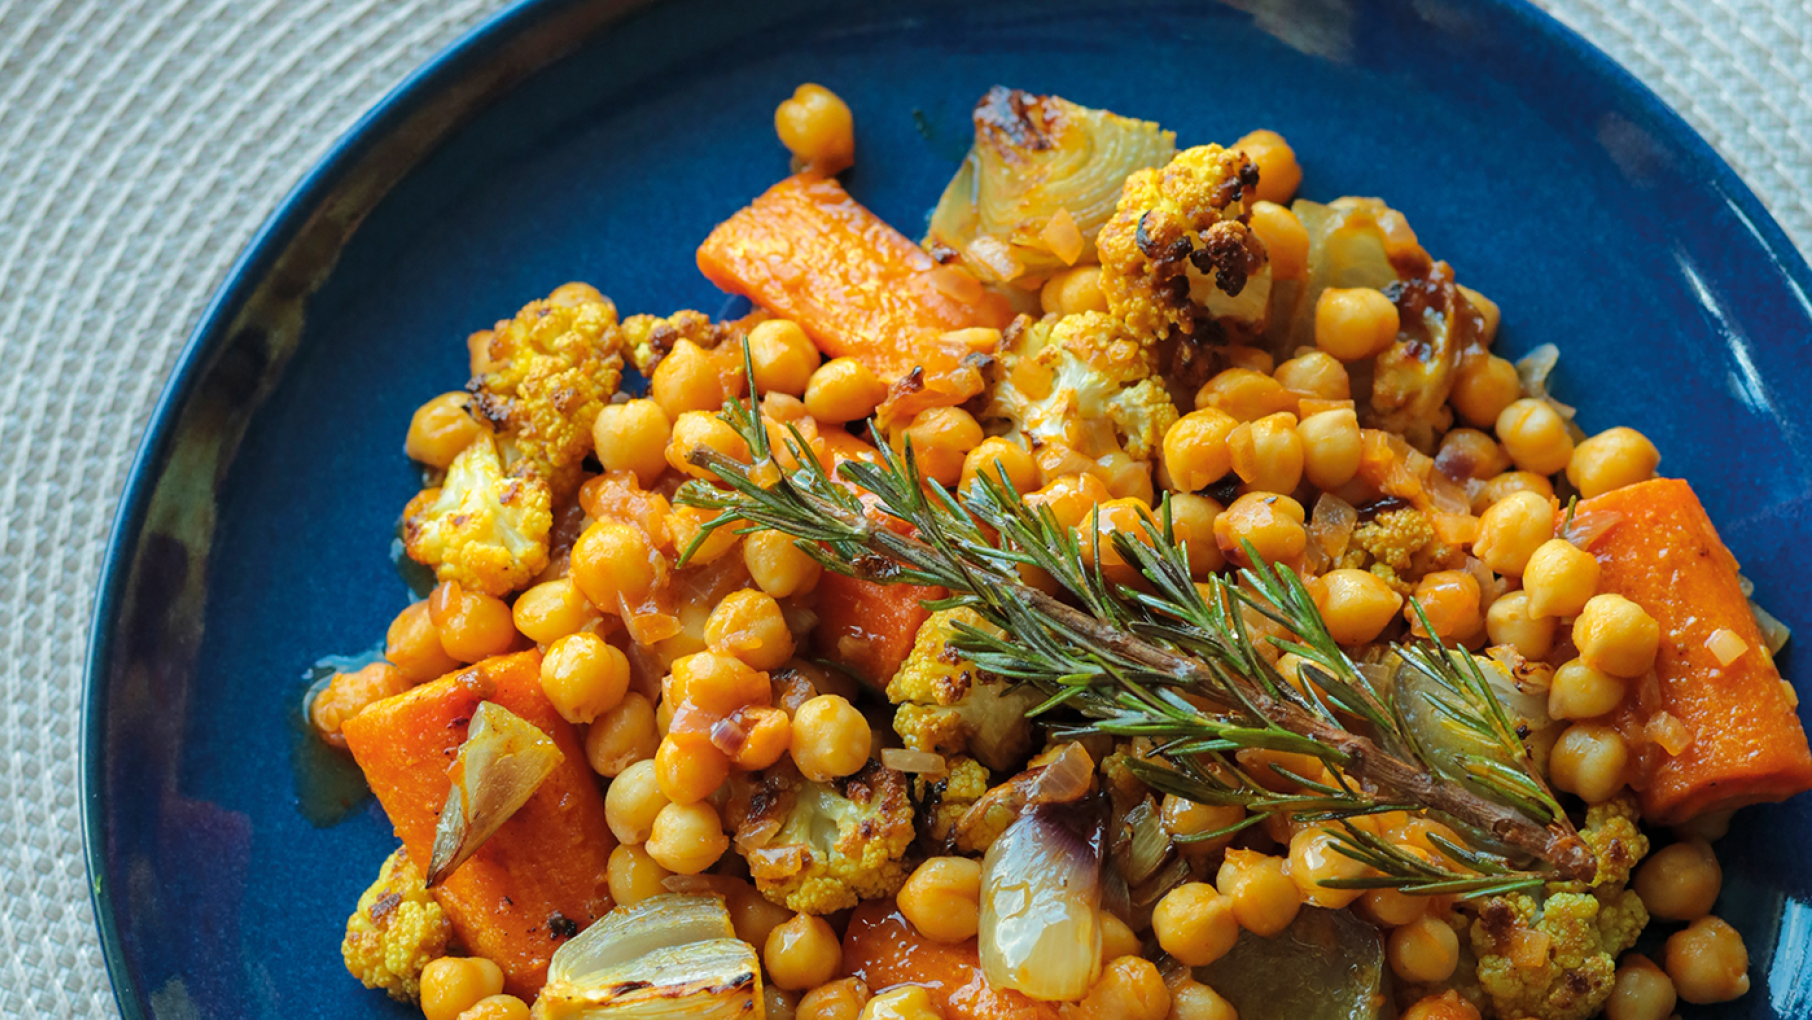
(735, 760, 915, 915)
(914, 755, 990, 847)
(985, 311, 1180, 463)
(1470, 888, 1648, 1020)
(342, 848, 451, 1002)
(1349, 507, 1434, 576)
(889, 608, 1041, 772)
(1096, 144, 1268, 342)
(402, 434, 553, 596)
(467, 292, 623, 495)
(1558, 794, 1650, 893)
(620, 308, 741, 377)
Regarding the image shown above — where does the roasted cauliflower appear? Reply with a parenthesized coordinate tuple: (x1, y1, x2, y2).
(734, 760, 915, 915)
(1342, 506, 1436, 591)
(620, 308, 741, 377)
(1096, 144, 1269, 342)
(401, 433, 553, 596)
(341, 848, 452, 1002)
(984, 311, 1179, 464)
(913, 754, 990, 848)
(467, 290, 624, 495)
(888, 608, 1041, 772)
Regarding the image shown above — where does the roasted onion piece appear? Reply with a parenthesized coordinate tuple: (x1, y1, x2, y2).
(978, 798, 1106, 1001)
(535, 895, 761, 1020)
(427, 701, 563, 885)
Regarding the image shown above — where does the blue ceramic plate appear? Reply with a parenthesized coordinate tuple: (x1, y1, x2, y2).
(83, 0, 1812, 1016)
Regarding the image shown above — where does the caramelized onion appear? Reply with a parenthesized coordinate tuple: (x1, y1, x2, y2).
(426, 701, 563, 885)
(979, 800, 1106, 1001)
(882, 747, 949, 776)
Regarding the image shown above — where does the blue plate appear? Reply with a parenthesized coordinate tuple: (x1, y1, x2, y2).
(83, 0, 1812, 1016)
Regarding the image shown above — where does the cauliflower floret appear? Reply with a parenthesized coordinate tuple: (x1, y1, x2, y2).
(467, 292, 623, 494)
(985, 311, 1180, 464)
(735, 760, 915, 915)
(1350, 507, 1434, 575)
(889, 608, 1041, 772)
(341, 848, 451, 1002)
(1573, 794, 1650, 892)
(402, 433, 553, 596)
(914, 755, 990, 848)
(620, 308, 740, 377)
(1096, 144, 1269, 342)
(1469, 887, 1650, 1020)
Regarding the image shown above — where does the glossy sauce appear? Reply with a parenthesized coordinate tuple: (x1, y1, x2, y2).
(842, 901, 1059, 1020)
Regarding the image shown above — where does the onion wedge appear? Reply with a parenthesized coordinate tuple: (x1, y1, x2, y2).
(426, 700, 564, 885)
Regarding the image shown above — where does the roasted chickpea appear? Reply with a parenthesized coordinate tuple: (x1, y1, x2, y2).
(1234, 129, 1302, 204)
(585, 692, 660, 777)
(1164, 408, 1239, 493)
(593, 398, 672, 486)
(1472, 489, 1553, 576)
(655, 731, 730, 805)
(744, 528, 823, 598)
(1169, 979, 1239, 1020)
(429, 581, 517, 663)
(799, 979, 871, 1020)
(652, 339, 732, 418)
(1274, 350, 1350, 401)
(1167, 493, 1227, 576)
(1071, 956, 1169, 1020)
(1471, 470, 1553, 515)
(666, 650, 770, 716)
(1407, 570, 1482, 642)
(1436, 427, 1511, 481)
(765, 913, 842, 991)
(1573, 593, 1660, 677)
(309, 662, 411, 749)
(603, 758, 668, 844)
(1040, 266, 1108, 316)
(1214, 492, 1307, 568)
(1664, 915, 1750, 1004)
(540, 632, 631, 724)
(1522, 538, 1600, 619)
(1568, 426, 1660, 499)
(1635, 838, 1722, 921)
(644, 800, 729, 874)
(1250, 201, 1309, 280)
(1316, 568, 1404, 645)
(512, 577, 604, 646)
(747, 320, 820, 396)
(898, 857, 982, 943)
(1028, 472, 1113, 528)
(704, 589, 795, 671)
(1549, 722, 1630, 804)
(458, 994, 528, 1020)
(1288, 827, 1370, 909)
(804, 357, 886, 424)
(607, 843, 671, 906)
(960, 436, 1039, 495)
(1194, 368, 1296, 422)
(1388, 915, 1460, 984)
(792, 695, 871, 781)
(1228, 412, 1304, 493)
(1297, 407, 1362, 490)
(1547, 658, 1626, 720)
(1315, 287, 1399, 361)
(406, 392, 483, 469)
(1484, 590, 1555, 659)
(900, 406, 983, 487)
(421, 957, 505, 1020)
(776, 83, 855, 174)
(1449, 354, 1521, 429)
(1217, 849, 1301, 937)
(1495, 398, 1574, 476)
(571, 520, 659, 611)
(667, 409, 751, 481)
(1606, 955, 1676, 1020)
(1153, 882, 1239, 967)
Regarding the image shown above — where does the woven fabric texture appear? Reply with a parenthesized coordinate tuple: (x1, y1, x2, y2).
(0, 0, 1805, 1015)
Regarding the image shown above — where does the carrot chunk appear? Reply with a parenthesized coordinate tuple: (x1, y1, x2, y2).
(1582, 479, 1812, 823)
(842, 901, 1060, 1020)
(812, 572, 943, 690)
(696, 173, 1012, 383)
(343, 650, 615, 997)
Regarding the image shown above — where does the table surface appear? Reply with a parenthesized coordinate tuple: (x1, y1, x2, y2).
(1, 0, 1807, 1014)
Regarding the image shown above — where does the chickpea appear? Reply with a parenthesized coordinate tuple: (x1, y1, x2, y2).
(1407, 570, 1482, 643)
(1217, 850, 1301, 936)
(775, 83, 854, 174)
(1275, 350, 1350, 402)
(1495, 398, 1574, 476)
(540, 632, 631, 724)
(792, 695, 871, 781)
(898, 857, 982, 943)
(1547, 658, 1626, 720)
(467, 329, 497, 376)
(960, 436, 1039, 495)
(645, 800, 728, 874)
(704, 590, 795, 672)
(607, 843, 672, 906)
(743, 529, 823, 598)
(765, 913, 842, 991)
(585, 691, 660, 777)
(603, 758, 668, 844)
(1664, 915, 1750, 1004)
(1549, 723, 1630, 804)
(1169, 979, 1239, 1020)
(1573, 593, 1660, 677)
(667, 409, 751, 481)
(1028, 472, 1112, 528)
(1401, 990, 1482, 1020)
(1222, 345, 1275, 374)
(1040, 265, 1108, 316)
(429, 581, 517, 663)
(666, 651, 771, 717)
(547, 281, 605, 307)
(1288, 827, 1370, 909)
(1635, 838, 1722, 920)
(747, 320, 820, 397)
(1472, 490, 1554, 576)
(1472, 470, 1553, 515)
(1484, 591, 1555, 659)
(668, 503, 740, 565)
(1605, 955, 1676, 1020)
(421, 957, 505, 1020)
(729, 880, 796, 948)
(1163, 408, 1239, 492)
(652, 339, 732, 418)
(1234, 129, 1302, 205)
(1449, 355, 1521, 428)
(1387, 915, 1460, 984)
(458, 994, 529, 1020)
(804, 357, 886, 424)
(1194, 368, 1296, 422)
(1297, 407, 1362, 490)
(858, 986, 943, 1020)
(727, 705, 792, 770)
(406, 392, 483, 469)
(387, 601, 459, 683)
(1071, 956, 1169, 1020)
(655, 731, 730, 805)
(1359, 885, 1430, 928)
(1099, 912, 1142, 963)
(1315, 287, 1399, 361)
(1232, 200, 1306, 281)
(571, 520, 659, 611)
(1522, 538, 1599, 619)
(1153, 882, 1239, 966)
(799, 978, 871, 1020)
(1168, 493, 1227, 577)
(1568, 426, 1660, 499)
(309, 662, 411, 749)
(900, 406, 983, 487)
(1436, 428, 1511, 481)
(765, 987, 801, 1020)
(1214, 492, 1307, 569)
(1228, 412, 1304, 493)
(593, 399, 672, 486)
(512, 578, 603, 646)
(1162, 794, 1246, 855)
(1316, 568, 1403, 645)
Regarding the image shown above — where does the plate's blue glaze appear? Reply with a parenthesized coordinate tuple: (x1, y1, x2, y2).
(83, 0, 1812, 1016)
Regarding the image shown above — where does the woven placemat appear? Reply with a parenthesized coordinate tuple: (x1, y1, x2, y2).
(0, 0, 1805, 1015)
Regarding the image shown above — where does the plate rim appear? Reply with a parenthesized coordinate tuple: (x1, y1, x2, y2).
(78, 0, 1812, 1015)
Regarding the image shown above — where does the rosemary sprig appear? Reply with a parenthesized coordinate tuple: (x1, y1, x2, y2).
(674, 381, 1596, 892)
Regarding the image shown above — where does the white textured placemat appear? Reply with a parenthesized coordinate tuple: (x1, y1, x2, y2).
(0, 0, 1805, 1015)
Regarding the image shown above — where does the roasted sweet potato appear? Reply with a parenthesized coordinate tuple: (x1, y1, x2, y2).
(812, 573, 943, 690)
(343, 650, 615, 997)
(842, 901, 1060, 1020)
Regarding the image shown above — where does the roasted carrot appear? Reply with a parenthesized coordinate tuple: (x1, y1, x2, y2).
(812, 572, 943, 690)
(343, 650, 615, 997)
(696, 173, 1013, 383)
(842, 902, 1060, 1020)
(1581, 479, 1812, 823)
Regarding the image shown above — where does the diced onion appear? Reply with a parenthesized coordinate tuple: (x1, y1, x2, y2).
(1431, 512, 1479, 547)
(1028, 742, 1095, 804)
(1040, 208, 1085, 266)
(1645, 712, 1694, 757)
(1562, 510, 1623, 550)
(1511, 929, 1551, 970)
(930, 264, 987, 306)
(882, 747, 949, 776)
(1782, 680, 1800, 709)
(1309, 493, 1358, 562)
(1706, 628, 1748, 667)
(1752, 600, 1792, 655)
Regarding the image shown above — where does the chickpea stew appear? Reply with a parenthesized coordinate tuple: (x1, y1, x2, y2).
(317, 85, 1810, 1020)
